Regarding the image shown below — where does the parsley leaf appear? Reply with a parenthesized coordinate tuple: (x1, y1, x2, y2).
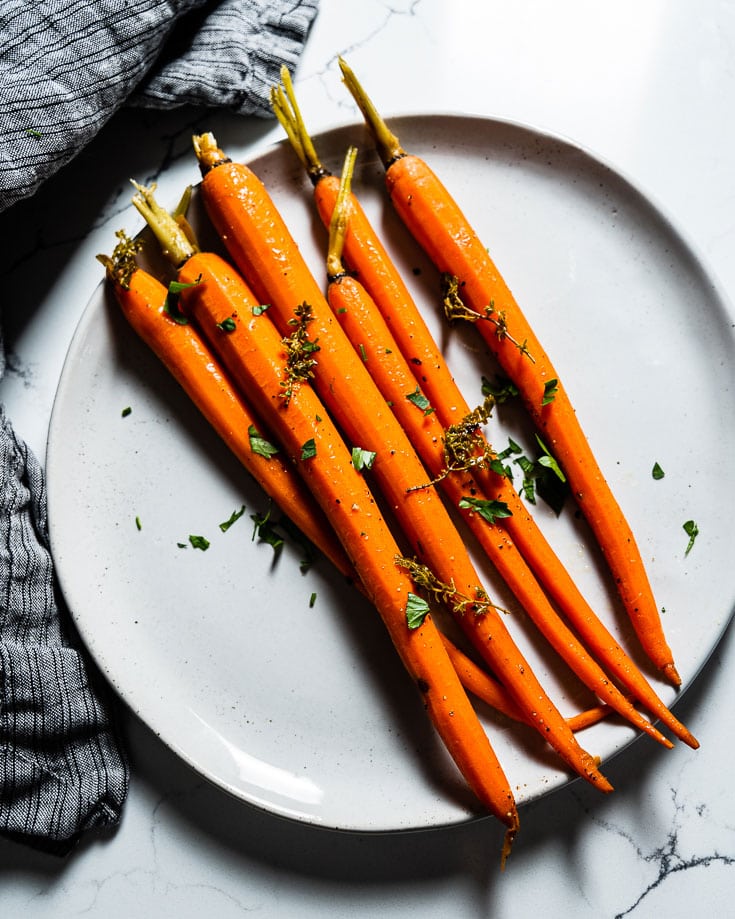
(683, 520, 699, 555)
(251, 508, 284, 553)
(406, 386, 434, 415)
(216, 316, 237, 332)
(481, 374, 519, 403)
(248, 424, 279, 459)
(458, 496, 513, 524)
(535, 435, 566, 482)
(300, 438, 317, 461)
(351, 446, 377, 472)
(219, 505, 246, 533)
(189, 534, 210, 551)
(163, 276, 201, 324)
(542, 378, 559, 406)
(121, 406, 132, 417)
(652, 462, 665, 480)
(406, 592, 430, 629)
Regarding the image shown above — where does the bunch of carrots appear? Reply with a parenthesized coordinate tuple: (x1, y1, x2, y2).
(97, 58, 697, 865)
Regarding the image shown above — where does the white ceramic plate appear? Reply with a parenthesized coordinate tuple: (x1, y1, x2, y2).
(47, 115, 735, 832)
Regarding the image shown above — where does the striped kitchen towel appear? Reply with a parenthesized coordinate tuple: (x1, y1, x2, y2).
(0, 0, 318, 853)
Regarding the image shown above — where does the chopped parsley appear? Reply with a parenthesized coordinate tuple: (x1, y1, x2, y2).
(481, 374, 519, 404)
(406, 385, 434, 415)
(251, 506, 284, 554)
(121, 406, 132, 418)
(219, 505, 246, 533)
(309, 592, 317, 608)
(163, 276, 201, 324)
(542, 378, 559, 406)
(135, 516, 142, 531)
(252, 303, 270, 316)
(248, 424, 279, 458)
(683, 520, 699, 555)
(405, 592, 430, 629)
(216, 316, 237, 332)
(458, 496, 513, 524)
(189, 534, 210, 551)
(351, 446, 376, 472)
(300, 438, 317, 461)
(652, 462, 665, 480)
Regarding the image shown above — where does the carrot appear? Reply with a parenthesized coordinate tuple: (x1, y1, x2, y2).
(102, 230, 554, 747)
(97, 232, 353, 578)
(339, 57, 681, 689)
(190, 136, 614, 792)
(321, 147, 674, 749)
(270, 73, 698, 750)
(440, 635, 613, 734)
(124, 207, 523, 858)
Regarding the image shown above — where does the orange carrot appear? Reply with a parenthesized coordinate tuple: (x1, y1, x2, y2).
(97, 232, 351, 578)
(321, 147, 673, 749)
(190, 136, 614, 792)
(101, 230, 542, 741)
(339, 57, 680, 688)
(130, 239, 521, 856)
(270, 75, 697, 749)
(440, 635, 613, 734)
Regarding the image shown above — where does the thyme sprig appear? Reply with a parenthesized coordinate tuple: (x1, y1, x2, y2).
(396, 556, 506, 618)
(96, 229, 142, 290)
(280, 301, 320, 405)
(440, 273, 535, 363)
(406, 394, 497, 492)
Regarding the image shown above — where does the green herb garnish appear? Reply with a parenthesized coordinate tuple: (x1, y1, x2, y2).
(248, 424, 279, 458)
(351, 446, 377, 472)
(216, 316, 237, 332)
(542, 378, 559, 406)
(300, 438, 317, 461)
(219, 505, 246, 533)
(406, 592, 431, 629)
(652, 462, 665, 480)
(458, 496, 513, 524)
(163, 276, 200, 324)
(406, 386, 434, 415)
(189, 534, 210, 550)
(683, 520, 699, 555)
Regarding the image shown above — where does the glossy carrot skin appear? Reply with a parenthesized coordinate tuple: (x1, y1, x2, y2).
(109, 267, 352, 578)
(311, 176, 696, 748)
(176, 250, 519, 838)
(327, 272, 673, 748)
(196, 154, 613, 792)
(383, 153, 678, 686)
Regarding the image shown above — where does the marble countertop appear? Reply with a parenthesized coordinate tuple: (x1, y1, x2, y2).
(2, 1, 734, 915)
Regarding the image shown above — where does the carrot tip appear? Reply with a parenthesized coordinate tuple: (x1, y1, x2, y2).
(500, 825, 518, 871)
(662, 662, 682, 688)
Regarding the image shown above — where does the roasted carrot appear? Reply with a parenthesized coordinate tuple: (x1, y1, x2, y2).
(97, 232, 354, 578)
(270, 73, 698, 749)
(102, 229, 550, 743)
(190, 136, 613, 791)
(124, 208, 522, 857)
(339, 57, 680, 688)
(321, 147, 673, 749)
(442, 635, 613, 734)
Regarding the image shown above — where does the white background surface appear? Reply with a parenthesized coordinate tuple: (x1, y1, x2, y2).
(2, 1, 735, 916)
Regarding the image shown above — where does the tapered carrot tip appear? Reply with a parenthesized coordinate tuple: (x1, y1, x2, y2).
(662, 662, 682, 688)
(500, 824, 518, 871)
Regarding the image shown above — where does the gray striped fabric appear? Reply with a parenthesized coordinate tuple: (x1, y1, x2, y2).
(0, 0, 318, 852)
(0, 408, 128, 852)
(0, 0, 319, 213)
